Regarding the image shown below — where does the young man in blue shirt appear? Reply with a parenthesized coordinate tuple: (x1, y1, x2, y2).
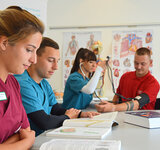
(15, 37, 99, 136)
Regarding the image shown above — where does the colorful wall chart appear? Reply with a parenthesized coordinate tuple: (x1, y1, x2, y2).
(62, 31, 102, 88)
(112, 30, 153, 89)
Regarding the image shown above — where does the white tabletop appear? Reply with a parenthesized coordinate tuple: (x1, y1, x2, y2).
(31, 108, 160, 150)
(56, 97, 109, 104)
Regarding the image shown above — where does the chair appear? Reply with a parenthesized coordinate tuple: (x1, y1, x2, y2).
(155, 98, 160, 109)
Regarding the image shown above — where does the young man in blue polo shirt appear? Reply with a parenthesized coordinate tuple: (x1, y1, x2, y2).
(15, 37, 99, 136)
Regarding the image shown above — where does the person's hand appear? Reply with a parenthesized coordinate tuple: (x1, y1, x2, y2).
(65, 108, 81, 119)
(80, 111, 100, 118)
(95, 100, 116, 112)
(19, 128, 35, 148)
(99, 100, 108, 105)
(97, 60, 106, 70)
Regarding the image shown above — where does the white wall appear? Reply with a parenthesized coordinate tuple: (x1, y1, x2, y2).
(47, 0, 160, 27)
(0, 0, 48, 29)
(47, 0, 160, 99)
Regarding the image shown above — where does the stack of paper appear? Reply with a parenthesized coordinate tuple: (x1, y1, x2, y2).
(40, 139, 121, 150)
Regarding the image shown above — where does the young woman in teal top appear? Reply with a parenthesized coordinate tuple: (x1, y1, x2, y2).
(62, 48, 106, 109)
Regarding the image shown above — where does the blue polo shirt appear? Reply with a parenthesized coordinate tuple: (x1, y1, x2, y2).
(14, 70, 57, 135)
(62, 72, 93, 109)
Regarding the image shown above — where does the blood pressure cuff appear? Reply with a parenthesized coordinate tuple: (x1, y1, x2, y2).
(134, 93, 150, 109)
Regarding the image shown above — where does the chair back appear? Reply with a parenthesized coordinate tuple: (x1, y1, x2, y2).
(155, 98, 160, 109)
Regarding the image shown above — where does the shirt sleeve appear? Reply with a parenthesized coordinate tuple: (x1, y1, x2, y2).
(116, 73, 125, 94)
(44, 80, 57, 106)
(142, 78, 160, 103)
(21, 102, 30, 129)
(15, 81, 30, 129)
(28, 110, 69, 130)
(68, 74, 88, 94)
(51, 103, 66, 115)
(19, 80, 45, 114)
(81, 66, 103, 94)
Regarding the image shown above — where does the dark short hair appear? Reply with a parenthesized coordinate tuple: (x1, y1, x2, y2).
(37, 37, 59, 56)
(136, 47, 152, 58)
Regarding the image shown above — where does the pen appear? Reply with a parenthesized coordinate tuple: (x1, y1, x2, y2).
(14, 121, 23, 133)
(14, 125, 22, 133)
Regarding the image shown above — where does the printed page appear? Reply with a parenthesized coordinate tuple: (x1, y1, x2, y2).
(63, 112, 118, 128)
(46, 127, 111, 139)
(63, 119, 113, 128)
(40, 139, 121, 150)
(92, 112, 118, 121)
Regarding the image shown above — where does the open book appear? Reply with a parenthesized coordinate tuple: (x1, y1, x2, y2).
(40, 139, 121, 150)
(46, 112, 118, 139)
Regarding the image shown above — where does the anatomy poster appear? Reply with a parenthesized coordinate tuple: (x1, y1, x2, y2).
(112, 30, 153, 89)
(63, 31, 101, 88)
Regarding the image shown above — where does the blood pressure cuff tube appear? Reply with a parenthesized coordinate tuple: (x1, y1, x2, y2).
(134, 93, 150, 109)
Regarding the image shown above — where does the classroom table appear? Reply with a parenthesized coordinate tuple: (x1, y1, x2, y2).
(31, 106, 160, 150)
